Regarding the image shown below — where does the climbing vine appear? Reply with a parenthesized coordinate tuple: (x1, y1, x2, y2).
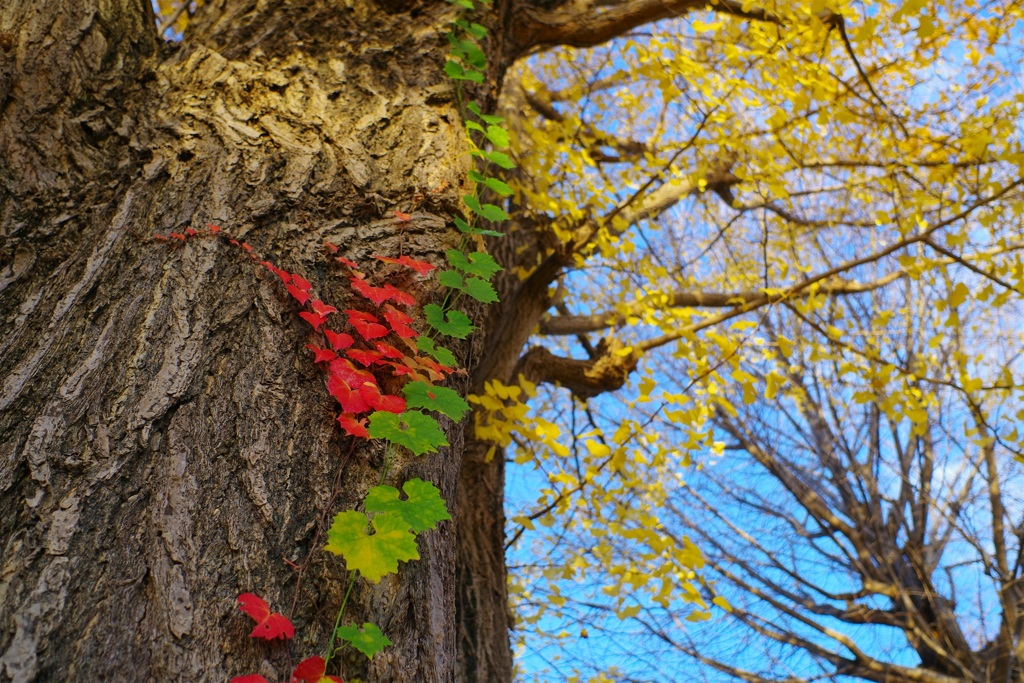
(154, 1, 511, 679)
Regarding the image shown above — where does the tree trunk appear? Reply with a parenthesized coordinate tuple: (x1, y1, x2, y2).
(0, 0, 514, 680)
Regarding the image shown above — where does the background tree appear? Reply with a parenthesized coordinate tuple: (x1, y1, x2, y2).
(2, 2, 1022, 683)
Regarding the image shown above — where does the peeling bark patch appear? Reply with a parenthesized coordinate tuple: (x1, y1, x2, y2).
(45, 493, 81, 555)
(0, 558, 70, 683)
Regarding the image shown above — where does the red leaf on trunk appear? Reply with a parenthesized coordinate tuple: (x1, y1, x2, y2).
(324, 330, 355, 352)
(286, 285, 311, 306)
(292, 274, 312, 292)
(394, 210, 412, 222)
(290, 656, 344, 683)
(327, 376, 371, 414)
(208, 224, 222, 234)
(345, 310, 389, 340)
(299, 312, 328, 331)
(230, 675, 270, 683)
(237, 593, 295, 640)
(323, 241, 338, 253)
(382, 284, 416, 306)
(374, 342, 405, 360)
(350, 277, 393, 306)
(337, 413, 369, 438)
(357, 383, 407, 414)
(336, 256, 360, 269)
(261, 262, 292, 285)
(374, 255, 435, 275)
(305, 344, 337, 363)
(310, 299, 338, 316)
(186, 227, 198, 237)
(347, 349, 383, 367)
(382, 306, 417, 338)
(329, 358, 377, 389)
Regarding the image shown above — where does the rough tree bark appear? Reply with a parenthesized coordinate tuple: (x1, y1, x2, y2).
(0, 0, 495, 680)
(0, 0, 690, 681)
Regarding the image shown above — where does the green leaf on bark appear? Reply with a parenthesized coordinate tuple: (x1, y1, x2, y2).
(454, 216, 503, 237)
(367, 410, 449, 455)
(324, 511, 418, 582)
(403, 381, 471, 421)
(336, 622, 392, 659)
(462, 195, 509, 222)
(485, 125, 509, 148)
(446, 250, 503, 279)
(364, 478, 452, 533)
(416, 336, 457, 366)
(424, 304, 475, 339)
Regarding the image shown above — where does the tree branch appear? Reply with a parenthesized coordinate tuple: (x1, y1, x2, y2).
(509, 0, 781, 56)
(540, 272, 905, 335)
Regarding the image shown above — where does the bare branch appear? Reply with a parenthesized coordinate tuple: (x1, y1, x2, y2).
(510, 0, 782, 56)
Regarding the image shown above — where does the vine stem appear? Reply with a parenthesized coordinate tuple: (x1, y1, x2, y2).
(379, 441, 395, 485)
(324, 574, 357, 669)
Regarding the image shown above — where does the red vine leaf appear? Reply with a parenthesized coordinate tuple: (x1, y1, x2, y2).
(230, 675, 270, 683)
(347, 349, 383, 367)
(336, 256, 360, 270)
(323, 241, 339, 253)
(382, 306, 417, 338)
(358, 383, 407, 414)
(241, 242, 255, 253)
(208, 224, 222, 234)
(290, 655, 344, 683)
(325, 330, 355, 352)
(170, 232, 187, 241)
(310, 300, 338, 316)
(306, 344, 338, 363)
(286, 285, 311, 306)
(152, 234, 168, 242)
(327, 377, 372, 414)
(374, 255, 436, 275)
(394, 210, 412, 222)
(383, 284, 416, 306)
(292, 274, 312, 292)
(299, 312, 329, 331)
(350, 277, 393, 306)
(374, 342, 405, 360)
(237, 593, 295, 640)
(329, 358, 377, 389)
(337, 413, 369, 438)
(345, 310, 389, 340)
(186, 227, 198, 237)
(262, 262, 292, 285)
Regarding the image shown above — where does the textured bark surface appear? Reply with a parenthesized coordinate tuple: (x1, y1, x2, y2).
(0, 1, 485, 681)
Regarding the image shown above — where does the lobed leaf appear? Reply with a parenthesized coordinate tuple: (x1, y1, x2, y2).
(364, 478, 452, 534)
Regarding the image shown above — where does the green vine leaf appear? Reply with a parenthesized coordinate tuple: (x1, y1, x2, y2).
(424, 303, 475, 338)
(463, 195, 510, 222)
(368, 409, 449, 455)
(336, 622, 393, 659)
(446, 249, 503, 279)
(485, 125, 509, 148)
(454, 216, 503, 237)
(466, 101, 504, 125)
(324, 511, 418, 582)
(439, 270, 499, 304)
(468, 171, 513, 197)
(403, 381, 471, 421)
(444, 61, 483, 83)
(364, 478, 452, 533)
(474, 149, 516, 169)
(416, 336, 457, 366)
